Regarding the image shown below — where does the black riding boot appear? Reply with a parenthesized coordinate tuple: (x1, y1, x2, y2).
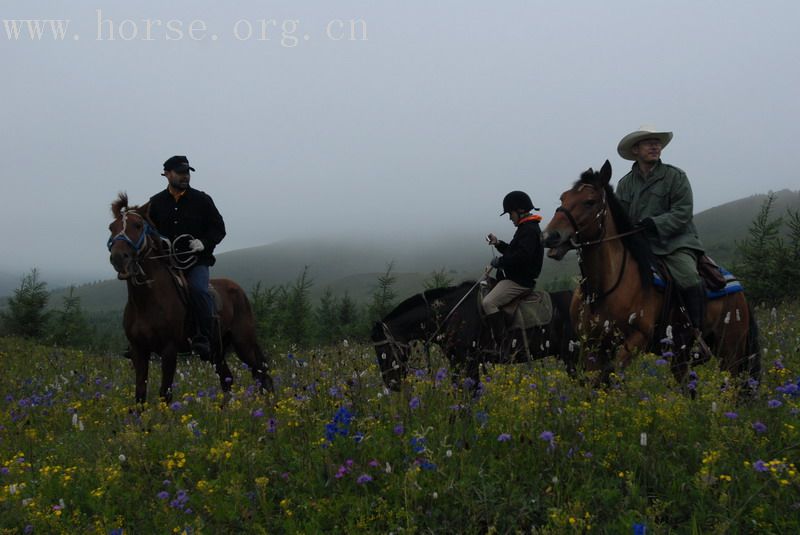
(190, 297, 212, 361)
(681, 284, 711, 359)
(486, 311, 506, 349)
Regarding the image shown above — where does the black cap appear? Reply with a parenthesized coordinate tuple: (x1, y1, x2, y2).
(163, 155, 195, 173)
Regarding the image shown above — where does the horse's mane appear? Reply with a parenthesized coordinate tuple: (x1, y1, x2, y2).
(111, 192, 151, 222)
(573, 170, 654, 287)
(381, 281, 475, 322)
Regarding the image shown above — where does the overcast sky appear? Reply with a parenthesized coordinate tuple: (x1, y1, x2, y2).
(1, 0, 798, 283)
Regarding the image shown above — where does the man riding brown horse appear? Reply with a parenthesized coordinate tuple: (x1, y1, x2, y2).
(147, 155, 226, 360)
(616, 127, 709, 356)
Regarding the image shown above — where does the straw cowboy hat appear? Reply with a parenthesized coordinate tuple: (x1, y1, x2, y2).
(617, 126, 673, 161)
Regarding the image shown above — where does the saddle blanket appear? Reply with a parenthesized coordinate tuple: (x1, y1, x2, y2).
(652, 267, 743, 299)
(506, 290, 553, 329)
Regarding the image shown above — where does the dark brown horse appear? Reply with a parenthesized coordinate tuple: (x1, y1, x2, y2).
(371, 281, 575, 391)
(107, 193, 273, 403)
(542, 161, 760, 387)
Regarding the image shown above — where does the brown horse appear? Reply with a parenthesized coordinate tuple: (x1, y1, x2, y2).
(542, 161, 760, 387)
(107, 193, 273, 404)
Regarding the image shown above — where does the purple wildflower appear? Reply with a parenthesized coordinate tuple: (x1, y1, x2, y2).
(157, 491, 170, 500)
(169, 401, 182, 411)
(356, 474, 373, 484)
(267, 418, 277, 433)
(393, 424, 404, 435)
(409, 397, 420, 410)
(251, 408, 264, 418)
(655, 358, 668, 366)
(497, 433, 512, 442)
(768, 399, 782, 409)
(753, 460, 768, 472)
(751, 421, 767, 434)
(723, 412, 738, 419)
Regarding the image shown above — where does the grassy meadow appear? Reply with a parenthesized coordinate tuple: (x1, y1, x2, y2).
(1, 305, 798, 534)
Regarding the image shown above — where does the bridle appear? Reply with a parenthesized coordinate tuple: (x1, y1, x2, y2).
(107, 209, 162, 286)
(108, 210, 199, 286)
(555, 184, 643, 304)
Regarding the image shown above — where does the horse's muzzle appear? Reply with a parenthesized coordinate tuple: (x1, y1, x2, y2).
(110, 250, 133, 279)
(542, 230, 571, 260)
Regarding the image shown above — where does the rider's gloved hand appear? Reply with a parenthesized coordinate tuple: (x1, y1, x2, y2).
(636, 217, 656, 231)
(189, 239, 205, 252)
(490, 256, 502, 268)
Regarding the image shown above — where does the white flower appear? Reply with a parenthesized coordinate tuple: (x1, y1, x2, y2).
(118, 454, 127, 463)
(640, 433, 647, 447)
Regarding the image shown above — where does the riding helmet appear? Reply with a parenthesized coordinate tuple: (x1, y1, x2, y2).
(501, 191, 538, 215)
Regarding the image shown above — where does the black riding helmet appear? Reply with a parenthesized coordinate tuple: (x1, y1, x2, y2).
(501, 191, 539, 215)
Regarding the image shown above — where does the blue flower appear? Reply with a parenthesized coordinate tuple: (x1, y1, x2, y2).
(409, 396, 420, 410)
(753, 460, 768, 472)
(356, 474, 373, 484)
(768, 399, 782, 409)
(497, 433, 512, 442)
(410, 437, 426, 454)
(751, 421, 767, 434)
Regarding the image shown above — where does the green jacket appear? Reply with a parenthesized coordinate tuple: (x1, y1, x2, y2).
(615, 161, 704, 256)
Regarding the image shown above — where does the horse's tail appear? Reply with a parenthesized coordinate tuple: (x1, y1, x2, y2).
(745, 301, 762, 384)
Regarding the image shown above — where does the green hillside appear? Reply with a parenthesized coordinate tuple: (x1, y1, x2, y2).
(16, 189, 800, 313)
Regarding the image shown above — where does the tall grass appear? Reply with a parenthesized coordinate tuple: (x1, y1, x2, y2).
(1, 305, 798, 533)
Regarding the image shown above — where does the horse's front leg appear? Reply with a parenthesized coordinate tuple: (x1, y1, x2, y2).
(615, 331, 649, 370)
(131, 346, 150, 405)
(159, 345, 178, 403)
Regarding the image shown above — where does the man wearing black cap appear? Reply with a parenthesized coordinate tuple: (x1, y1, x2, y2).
(148, 155, 226, 359)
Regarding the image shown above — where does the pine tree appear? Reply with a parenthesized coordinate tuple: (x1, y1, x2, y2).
(49, 286, 92, 348)
(369, 261, 397, 320)
(2, 268, 50, 339)
(314, 287, 340, 344)
(284, 266, 313, 345)
(423, 267, 454, 290)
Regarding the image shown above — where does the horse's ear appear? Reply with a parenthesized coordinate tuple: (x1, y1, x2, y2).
(599, 160, 612, 186)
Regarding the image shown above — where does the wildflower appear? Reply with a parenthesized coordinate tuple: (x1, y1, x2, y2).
(368, 459, 380, 467)
(539, 431, 556, 450)
(654, 358, 668, 366)
(157, 491, 170, 500)
(393, 424, 404, 435)
(753, 460, 768, 472)
(356, 474, 372, 484)
(497, 433, 512, 442)
(661, 351, 674, 358)
(418, 460, 437, 471)
(409, 397, 420, 410)
(118, 454, 127, 463)
(435, 368, 447, 383)
(724, 412, 738, 419)
(768, 399, 782, 409)
(169, 402, 182, 411)
(251, 408, 264, 418)
(266, 418, 277, 433)
(410, 437, 426, 454)
(752, 421, 767, 434)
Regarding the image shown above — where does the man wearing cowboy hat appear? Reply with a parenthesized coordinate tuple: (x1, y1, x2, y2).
(615, 127, 707, 349)
(148, 155, 226, 360)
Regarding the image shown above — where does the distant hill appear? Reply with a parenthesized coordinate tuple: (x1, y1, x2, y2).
(694, 189, 800, 264)
(5, 189, 798, 313)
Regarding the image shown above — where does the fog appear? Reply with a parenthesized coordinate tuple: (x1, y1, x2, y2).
(1, 1, 798, 285)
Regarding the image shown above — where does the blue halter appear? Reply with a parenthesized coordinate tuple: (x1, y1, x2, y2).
(107, 211, 160, 253)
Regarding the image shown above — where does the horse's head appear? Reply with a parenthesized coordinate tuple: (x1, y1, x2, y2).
(108, 193, 156, 279)
(543, 160, 612, 260)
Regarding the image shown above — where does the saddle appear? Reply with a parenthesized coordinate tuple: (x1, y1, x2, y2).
(651, 257, 743, 300)
(478, 279, 553, 329)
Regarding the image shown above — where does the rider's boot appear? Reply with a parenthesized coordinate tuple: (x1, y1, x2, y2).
(682, 284, 711, 360)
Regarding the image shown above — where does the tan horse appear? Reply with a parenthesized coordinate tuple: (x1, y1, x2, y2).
(542, 161, 760, 387)
(108, 193, 273, 404)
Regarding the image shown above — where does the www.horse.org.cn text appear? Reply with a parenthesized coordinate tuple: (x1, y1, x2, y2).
(2, 9, 369, 46)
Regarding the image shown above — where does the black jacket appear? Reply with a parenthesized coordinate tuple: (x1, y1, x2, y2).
(495, 217, 543, 287)
(148, 188, 226, 266)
